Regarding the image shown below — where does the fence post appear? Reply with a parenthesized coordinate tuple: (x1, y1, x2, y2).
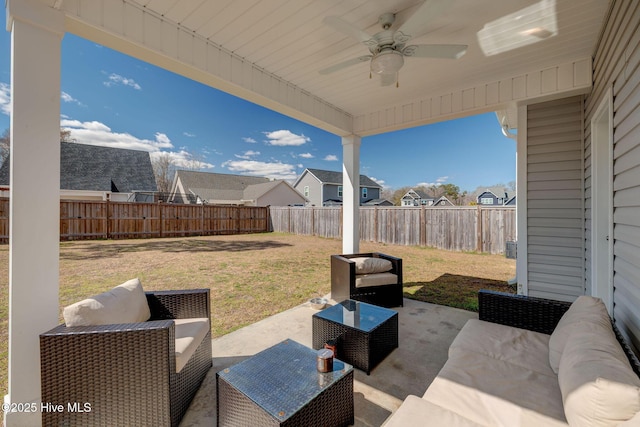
(374, 206, 378, 242)
(420, 205, 426, 246)
(311, 206, 315, 236)
(476, 205, 483, 252)
(105, 198, 110, 240)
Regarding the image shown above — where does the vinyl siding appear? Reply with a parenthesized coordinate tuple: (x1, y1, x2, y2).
(585, 0, 640, 350)
(527, 96, 585, 301)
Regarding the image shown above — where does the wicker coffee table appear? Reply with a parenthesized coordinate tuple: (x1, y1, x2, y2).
(312, 300, 399, 375)
(216, 339, 354, 427)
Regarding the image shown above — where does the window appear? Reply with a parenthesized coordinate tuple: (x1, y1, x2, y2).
(481, 197, 493, 205)
(304, 186, 309, 197)
(338, 186, 343, 197)
(362, 188, 368, 198)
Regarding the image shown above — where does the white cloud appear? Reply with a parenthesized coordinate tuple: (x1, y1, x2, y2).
(299, 152, 314, 159)
(0, 82, 11, 116)
(234, 150, 261, 160)
(263, 130, 310, 146)
(324, 154, 338, 161)
(417, 176, 449, 188)
(222, 159, 297, 180)
(243, 137, 257, 143)
(61, 91, 85, 107)
(60, 119, 214, 168)
(104, 73, 142, 90)
(370, 176, 386, 187)
(61, 119, 172, 151)
(183, 132, 196, 137)
(149, 150, 214, 169)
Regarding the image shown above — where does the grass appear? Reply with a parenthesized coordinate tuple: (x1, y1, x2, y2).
(0, 232, 515, 398)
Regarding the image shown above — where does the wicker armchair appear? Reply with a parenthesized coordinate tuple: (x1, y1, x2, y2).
(40, 289, 212, 427)
(331, 252, 403, 307)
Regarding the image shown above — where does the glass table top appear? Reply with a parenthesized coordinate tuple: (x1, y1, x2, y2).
(313, 300, 398, 333)
(218, 339, 352, 422)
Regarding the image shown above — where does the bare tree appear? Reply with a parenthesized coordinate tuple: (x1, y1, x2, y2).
(184, 153, 207, 171)
(0, 129, 8, 167)
(1, 128, 76, 168)
(152, 153, 175, 194)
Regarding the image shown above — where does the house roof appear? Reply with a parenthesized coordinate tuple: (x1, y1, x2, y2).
(298, 168, 381, 188)
(0, 142, 157, 192)
(402, 189, 435, 201)
(173, 170, 300, 202)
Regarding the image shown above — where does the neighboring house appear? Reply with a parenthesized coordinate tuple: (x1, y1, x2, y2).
(0, 142, 157, 201)
(362, 198, 393, 206)
(169, 170, 306, 206)
(433, 196, 454, 207)
(505, 195, 516, 206)
(401, 189, 435, 207)
(293, 168, 382, 206)
(477, 189, 514, 206)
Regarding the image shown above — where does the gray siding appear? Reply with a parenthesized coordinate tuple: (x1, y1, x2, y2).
(527, 96, 585, 301)
(585, 0, 640, 350)
(294, 173, 322, 207)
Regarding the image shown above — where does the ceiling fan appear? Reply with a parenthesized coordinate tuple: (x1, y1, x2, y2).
(319, 0, 468, 87)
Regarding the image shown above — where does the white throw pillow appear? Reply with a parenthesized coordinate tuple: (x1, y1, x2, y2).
(558, 322, 640, 426)
(548, 296, 611, 373)
(63, 278, 151, 327)
(351, 257, 393, 274)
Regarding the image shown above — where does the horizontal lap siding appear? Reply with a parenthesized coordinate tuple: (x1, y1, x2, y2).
(584, 0, 640, 351)
(527, 97, 585, 301)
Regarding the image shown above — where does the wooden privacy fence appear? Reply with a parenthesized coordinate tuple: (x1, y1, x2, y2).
(270, 206, 516, 254)
(0, 198, 270, 242)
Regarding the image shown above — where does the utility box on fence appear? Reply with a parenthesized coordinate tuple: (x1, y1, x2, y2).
(506, 241, 517, 259)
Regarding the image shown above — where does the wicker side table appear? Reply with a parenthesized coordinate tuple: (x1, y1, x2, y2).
(216, 339, 354, 427)
(312, 300, 399, 375)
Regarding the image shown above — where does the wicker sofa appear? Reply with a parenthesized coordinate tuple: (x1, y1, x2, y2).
(331, 252, 403, 307)
(40, 279, 212, 427)
(383, 290, 640, 426)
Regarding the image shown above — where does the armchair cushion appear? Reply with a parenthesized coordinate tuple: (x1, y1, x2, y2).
(63, 278, 151, 327)
(548, 296, 611, 373)
(352, 257, 393, 274)
(558, 320, 640, 426)
(174, 318, 210, 373)
(355, 272, 398, 288)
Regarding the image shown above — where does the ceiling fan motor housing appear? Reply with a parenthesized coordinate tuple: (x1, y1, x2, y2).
(370, 49, 404, 74)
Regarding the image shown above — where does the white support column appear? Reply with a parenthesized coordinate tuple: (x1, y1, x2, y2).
(6, 1, 64, 426)
(516, 105, 528, 295)
(342, 135, 361, 254)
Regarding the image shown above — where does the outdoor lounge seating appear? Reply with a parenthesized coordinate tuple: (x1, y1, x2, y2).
(383, 290, 640, 426)
(39, 279, 212, 427)
(331, 252, 403, 308)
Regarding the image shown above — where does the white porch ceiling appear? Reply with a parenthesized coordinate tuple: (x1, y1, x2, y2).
(55, 0, 609, 135)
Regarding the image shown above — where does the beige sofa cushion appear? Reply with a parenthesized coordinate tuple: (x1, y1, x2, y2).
(351, 257, 392, 274)
(548, 296, 611, 373)
(558, 321, 640, 427)
(449, 319, 555, 377)
(174, 318, 210, 373)
(355, 272, 398, 288)
(63, 278, 151, 327)
(382, 395, 484, 427)
(424, 351, 568, 426)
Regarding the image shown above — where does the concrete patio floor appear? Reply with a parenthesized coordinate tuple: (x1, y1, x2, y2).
(180, 297, 477, 426)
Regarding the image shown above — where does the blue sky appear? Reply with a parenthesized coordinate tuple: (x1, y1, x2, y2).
(0, 12, 515, 193)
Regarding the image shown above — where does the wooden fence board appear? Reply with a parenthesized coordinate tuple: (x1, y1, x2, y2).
(269, 206, 516, 254)
(0, 198, 269, 242)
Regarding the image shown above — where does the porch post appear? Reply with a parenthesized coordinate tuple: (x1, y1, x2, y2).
(6, 1, 64, 426)
(342, 135, 361, 254)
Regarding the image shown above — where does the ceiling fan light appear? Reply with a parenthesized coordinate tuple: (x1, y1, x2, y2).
(370, 50, 404, 74)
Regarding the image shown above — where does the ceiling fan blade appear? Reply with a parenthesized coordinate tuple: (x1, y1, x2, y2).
(380, 73, 396, 87)
(394, 0, 450, 43)
(403, 44, 468, 59)
(319, 55, 372, 75)
(323, 16, 375, 46)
